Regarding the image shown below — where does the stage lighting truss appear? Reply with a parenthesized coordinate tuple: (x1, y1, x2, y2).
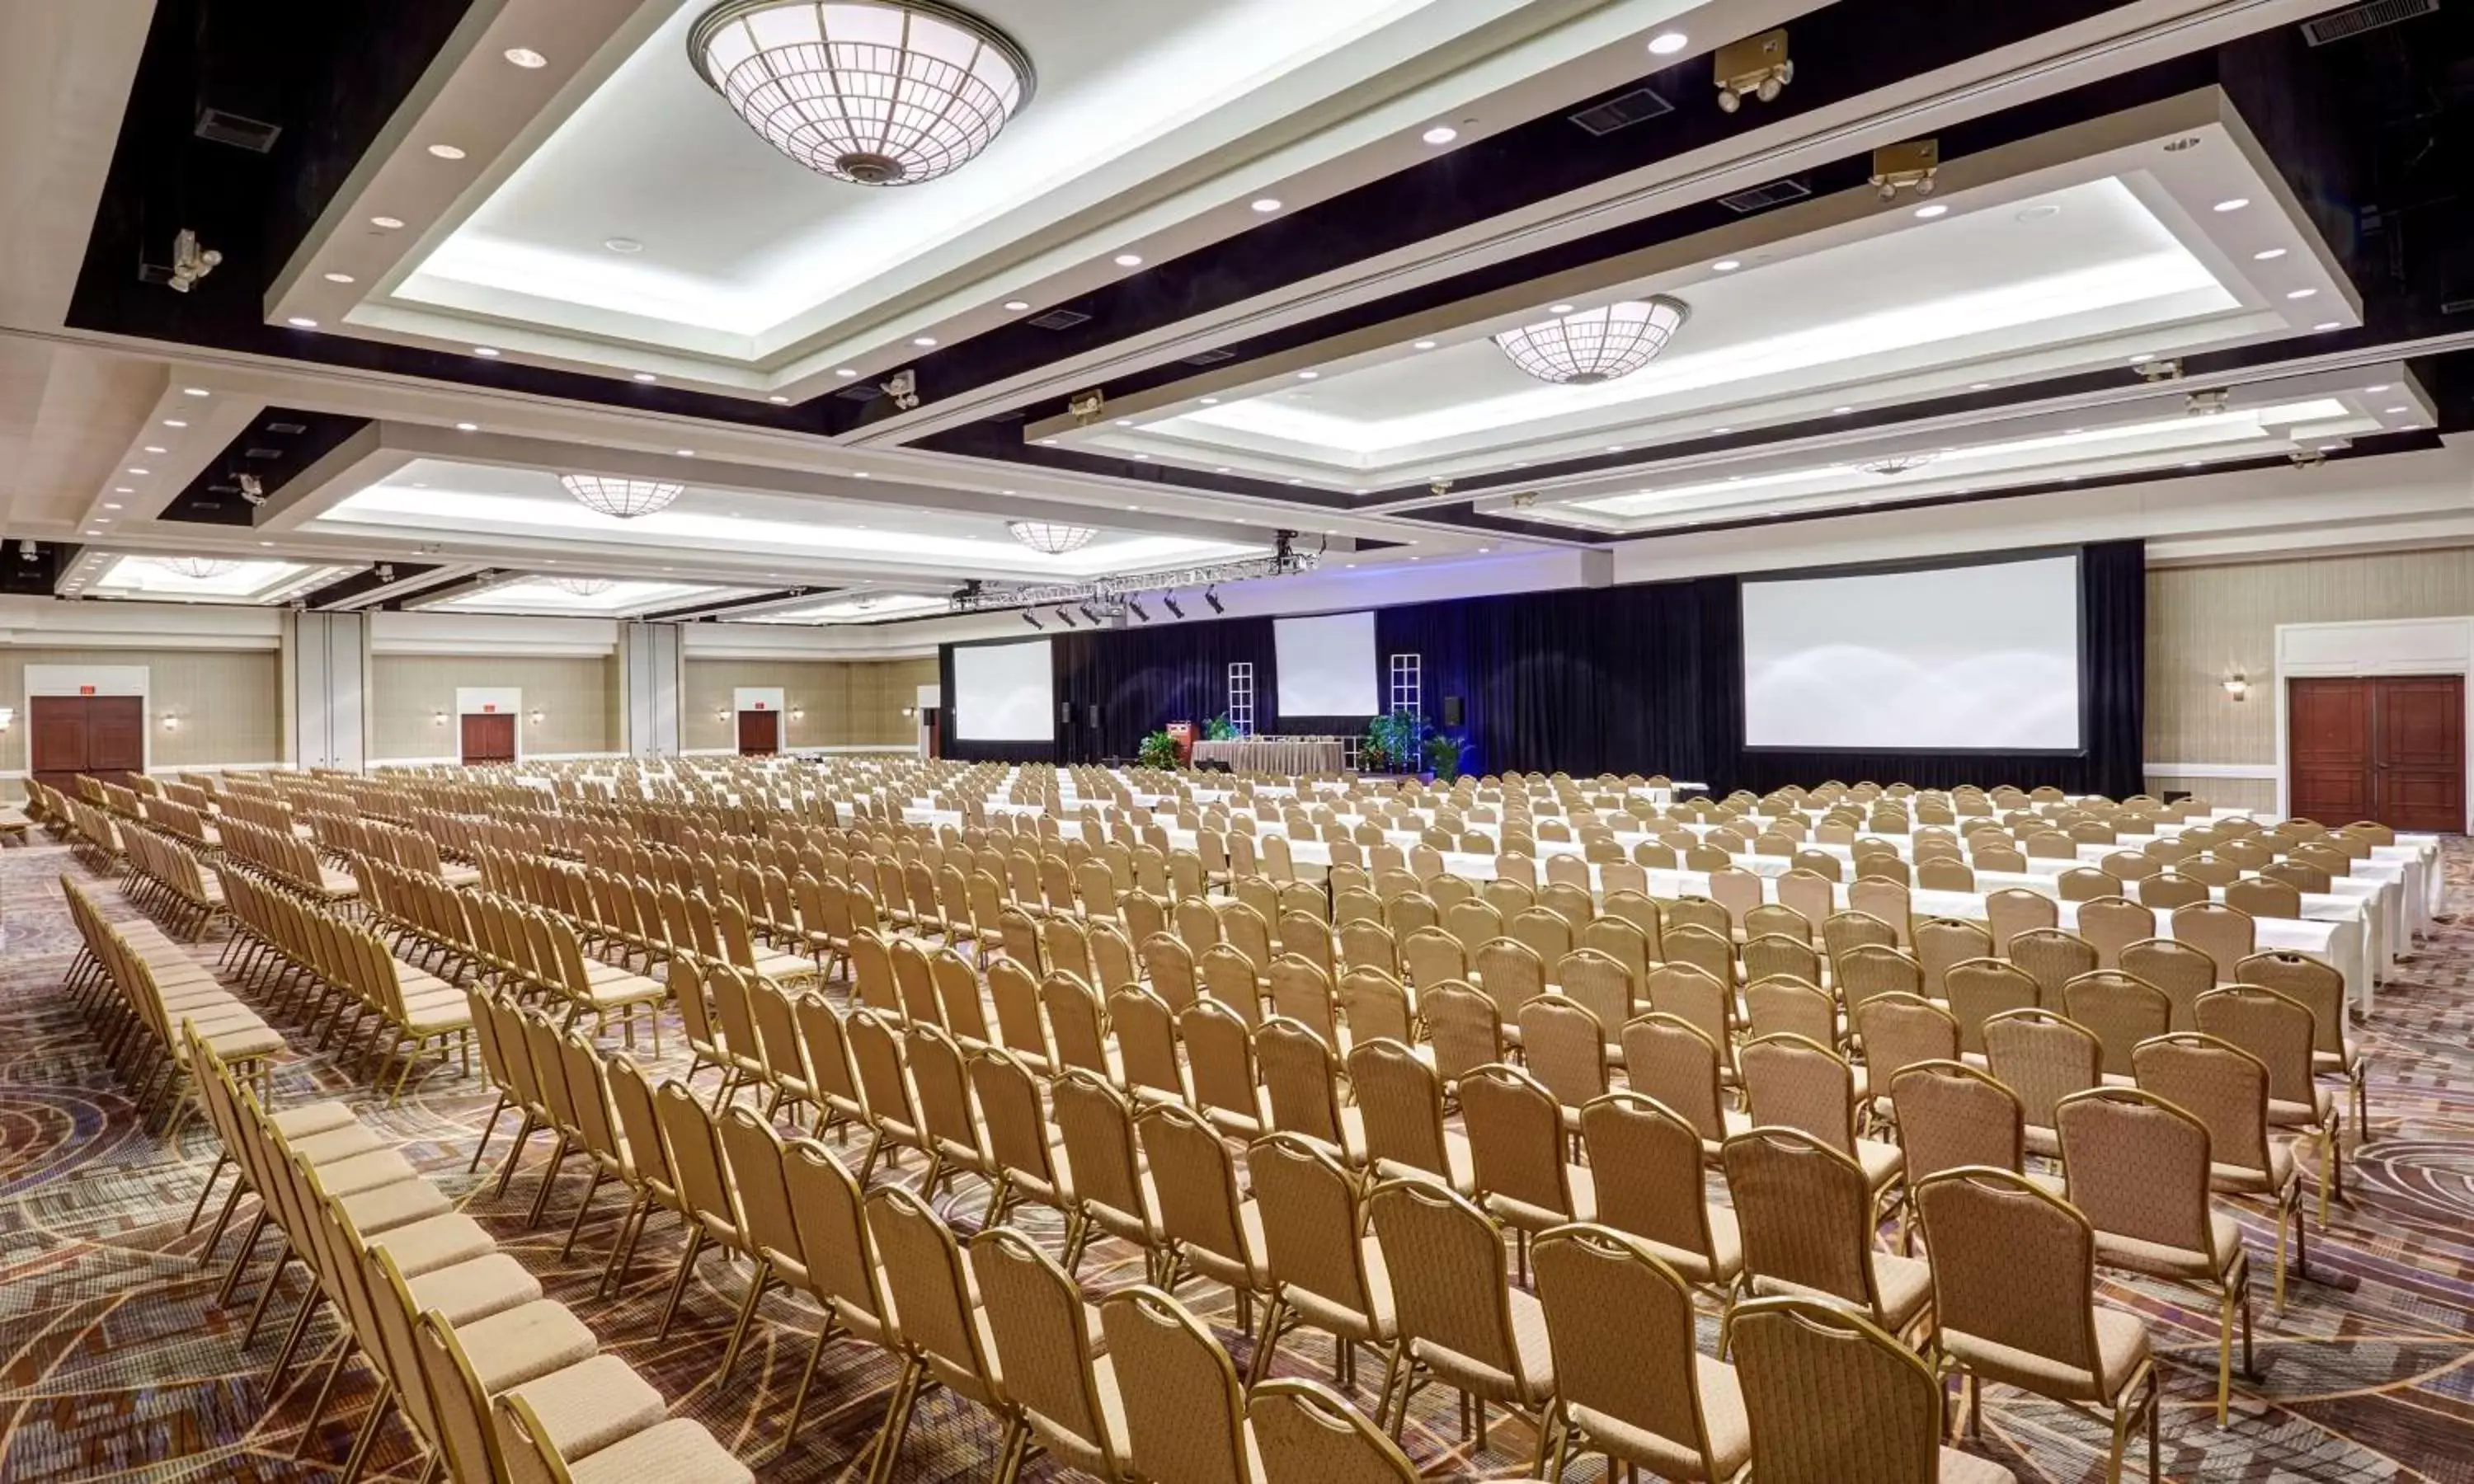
(948, 534, 1317, 614)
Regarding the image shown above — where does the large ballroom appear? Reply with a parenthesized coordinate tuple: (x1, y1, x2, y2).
(2, 1, 2472, 1481)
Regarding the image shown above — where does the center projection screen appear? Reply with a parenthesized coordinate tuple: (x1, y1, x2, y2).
(951, 638, 1056, 742)
(1276, 612, 1380, 716)
(1742, 554, 2083, 751)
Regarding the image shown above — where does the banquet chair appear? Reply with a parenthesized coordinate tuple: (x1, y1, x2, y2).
(1721, 1129, 1933, 1342)
(864, 1184, 1028, 1482)
(1984, 890, 2058, 955)
(1247, 1132, 1397, 1397)
(1912, 1169, 2158, 1483)
(2237, 950, 2368, 1128)
(1103, 1286, 1258, 1484)
(2062, 972, 2170, 1078)
(1250, 1378, 1425, 1484)
(1852, 993, 1959, 1120)
(2056, 1087, 2253, 1425)
(1888, 1060, 2035, 1190)
(2171, 903, 2256, 982)
(1661, 923, 1737, 991)
(2076, 896, 2152, 971)
(968, 1224, 1136, 1482)
(1823, 908, 1900, 969)
(2138, 872, 2208, 910)
(2129, 1032, 2306, 1308)
(1746, 976, 1837, 1051)
(1727, 1303, 2002, 1481)
(1739, 1033, 1903, 1209)
(1941, 960, 2036, 1055)
(1366, 1177, 1557, 1456)
(1350, 1038, 1475, 1193)
(1914, 918, 1992, 1000)
(1460, 1064, 1595, 1271)
(2118, 938, 2213, 1031)
(1519, 996, 1610, 1125)
(1983, 1007, 2101, 1157)
(1577, 1092, 1743, 1293)
(1140, 1101, 1275, 1340)
(2008, 928, 2097, 1005)
(2194, 986, 2345, 1224)
(1531, 1223, 1751, 1482)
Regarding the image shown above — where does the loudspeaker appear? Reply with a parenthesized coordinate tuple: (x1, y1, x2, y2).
(1060, 701, 1074, 727)
(1087, 704, 1102, 728)
(1442, 696, 1464, 727)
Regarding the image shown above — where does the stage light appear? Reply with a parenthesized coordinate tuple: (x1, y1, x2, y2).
(1079, 602, 1100, 623)
(1022, 611, 1042, 630)
(1163, 594, 1185, 619)
(1054, 606, 1075, 627)
(1126, 598, 1149, 622)
(1205, 586, 1225, 614)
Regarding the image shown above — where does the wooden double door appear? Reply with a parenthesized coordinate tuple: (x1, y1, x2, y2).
(2289, 675, 2464, 832)
(736, 709, 779, 756)
(30, 695, 145, 794)
(459, 712, 516, 766)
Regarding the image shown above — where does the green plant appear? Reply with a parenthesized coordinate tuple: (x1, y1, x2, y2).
(1203, 714, 1239, 740)
(1423, 732, 1464, 782)
(1137, 729, 1181, 770)
(1362, 711, 1425, 773)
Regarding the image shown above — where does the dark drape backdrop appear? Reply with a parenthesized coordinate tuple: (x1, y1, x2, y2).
(938, 540, 2146, 796)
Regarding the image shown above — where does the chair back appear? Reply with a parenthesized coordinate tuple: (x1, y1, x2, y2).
(1366, 1177, 1522, 1379)
(1532, 1223, 1718, 1476)
(1738, 1033, 1857, 1156)
(2055, 1087, 2226, 1265)
(1727, 1296, 1961, 1484)
(1888, 1061, 2024, 1179)
(868, 1183, 998, 1402)
(1102, 1287, 1252, 1484)
(1460, 1064, 1576, 1221)
(1249, 1378, 1420, 1484)
(1619, 1012, 1730, 1147)
(1982, 1008, 2101, 1140)
(2061, 970, 2171, 1078)
(2193, 986, 2321, 1112)
(1579, 1092, 1718, 1263)
(1722, 1129, 1879, 1313)
(1348, 1037, 1457, 1184)
(1913, 1169, 2103, 1383)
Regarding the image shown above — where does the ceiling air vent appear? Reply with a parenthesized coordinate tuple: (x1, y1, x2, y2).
(2300, 0, 2437, 45)
(242, 447, 283, 460)
(1718, 177, 1810, 214)
(1569, 87, 1674, 136)
(1028, 308, 1091, 331)
(1183, 348, 1238, 366)
(263, 420, 307, 435)
(195, 106, 282, 153)
(835, 382, 881, 402)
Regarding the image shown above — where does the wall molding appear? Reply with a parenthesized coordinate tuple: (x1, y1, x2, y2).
(2142, 762, 2279, 779)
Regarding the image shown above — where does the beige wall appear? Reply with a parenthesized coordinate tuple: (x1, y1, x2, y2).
(0, 647, 283, 793)
(2146, 547, 2474, 810)
(682, 658, 937, 751)
(370, 654, 620, 760)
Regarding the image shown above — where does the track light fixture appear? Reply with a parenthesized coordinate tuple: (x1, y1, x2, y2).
(1126, 598, 1149, 622)
(1163, 594, 1185, 619)
(1205, 586, 1225, 614)
(946, 535, 1317, 618)
(1714, 28, 1790, 111)
(1022, 611, 1042, 630)
(1054, 606, 1075, 627)
(2185, 388, 2229, 416)
(1079, 602, 1100, 624)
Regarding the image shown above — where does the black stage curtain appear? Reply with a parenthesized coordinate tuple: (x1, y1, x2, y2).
(938, 540, 2146, 795)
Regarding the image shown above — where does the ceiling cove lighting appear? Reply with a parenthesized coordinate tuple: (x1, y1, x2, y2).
(1493, 296, 1688, 385)
(1007, 519, 1098, 555)
(559, 474, 686, 519)
(156, 557, 242, 580)
(688, 0, 1035, 187)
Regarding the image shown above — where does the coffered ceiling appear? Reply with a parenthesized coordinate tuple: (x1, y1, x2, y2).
(6, 0, 2474, 637)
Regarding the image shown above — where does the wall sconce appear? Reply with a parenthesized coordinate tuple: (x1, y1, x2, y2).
(901, 705, 918, 720)
(528, 708, 545, 726)
(162, 711, 181, 731)
(789, 707, 806, 721)
(2221, 673, 2249, 702)
(430, 710, 448, 727)
(0, 705, 14, 732)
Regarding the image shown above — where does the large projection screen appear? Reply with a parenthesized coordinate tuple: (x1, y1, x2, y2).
(1742, 554, 2083, 751)
(951, 639, 1056, 741)
(1276, 612, 1380, 716)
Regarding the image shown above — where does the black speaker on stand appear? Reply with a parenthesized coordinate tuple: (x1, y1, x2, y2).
(1442, 696, 1465, 727)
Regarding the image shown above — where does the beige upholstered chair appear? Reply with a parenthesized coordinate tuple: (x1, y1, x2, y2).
(1249, 1377, 1422, 1484)
(1912, 1168, 2157, 1483)
(2171, 904, 2255, 982)
(2195, 986, 2345, 1225)
(1577, 1092, 1742, 1291)
(1531, 1223, 1750, 1482)
(1247, 1133, 1398, 1403)
(863, 1182, 1026, 1479)
(2237, 949, 2367, 1129)
(1724, 1294, 2014, 1483)
(1914, 918, 1993, 1000)
(1517, 996, 1609, 1122)
(1140, 1101, 1276, 1339)
(2062, 971, 2171, 1079)
(2075, 897, 2154, 971)
(1366, 1177, 1556, 1458)
(1738, 1034, 1903, 1216)
(1722, 1128, 1933, 1341)
(1888, 1061, 2031, 1186)
(1837, 944, 1924, 1015)
(1620, 1012, 1746, 1162)
(1101, 1286, 1257, 1484)
(2130, 1033, 2303, 1311)
(1348, 1037, 1475, 1193)
(2009, 928, 2098, 1005)
(1982, 1007, 2101, 1158)
(1460, 1063, 1595, 1269)
(1852, 994, 1959, 1122)
(969, 1224, 1136, 1481)
(2056, 1087, 2253, 1423)
(2119, 937, 2214, 1031)
(1944, 960, 2039, 1056)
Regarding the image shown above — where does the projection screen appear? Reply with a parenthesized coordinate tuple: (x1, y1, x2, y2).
(1741, 554, 2082, 750)
(951, 638, 1056, 741)
(1276, 612, 1380, 716)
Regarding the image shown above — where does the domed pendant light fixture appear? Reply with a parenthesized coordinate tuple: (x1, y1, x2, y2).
(1493, 296, 1690, 385)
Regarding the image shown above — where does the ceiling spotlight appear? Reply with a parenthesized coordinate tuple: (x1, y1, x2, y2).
(2212, 197, 2250, 213)
(1054, 606, 1075, 627)
(427, 143, 467, 160)
(2253, 247, 2287, 261)
(1251, 198, 1282, 213)
(1022, 611, 1042, 630)
(837, 368, 860, 378)
(504, 46, 548, 68)
(769, 393, 788, 403)
(2314, 321, 2342, 331)
(2184, 388, 2230, 416)
(1126, 598, 1149, 622)
(322, 271, 355, 284)
(559, 474, 684, 519)
(181, 387, 209, 397)
(1550, 303, 1576, 315)
(1647, 31, 1689, 54)
(1912, 203, 1948, 218)
(1113, 253, 1143, 267)
(1495, 296, 1687, 384)
(1003, 299, 1030, 311)
(689, 0, 1032, 186)
(1163, 594, 1185, 619)
(1422, 124, 1458, 144)
(1205, 586, 1225, 615)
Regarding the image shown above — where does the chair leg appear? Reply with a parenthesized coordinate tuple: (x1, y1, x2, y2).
(186, 1154, 231, 1232)
(492, 1113, 540, 1199)
(338, 1378, 395, 1483)
(771, 1321, 838, 1460)
(598, 1193, 650, 1297)
(656, 1228, 708, 1340)
(558, 1167, 606, 1260)
(717, 1261, 774, 1385)
(467, 1092, 509, 1173)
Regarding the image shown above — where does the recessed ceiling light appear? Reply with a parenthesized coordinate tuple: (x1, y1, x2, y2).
(1131, 453, 1150, 461)
(1477, 546, 1492, 553)
(1422, 124, 1457, 145)
(143, 445, 165, 453)
(1712, 259, 1742, 272)
(454, 421, 477, 432)
(675, 448, 694, 457)
(92, 516, 108, 524)
(114, 486, 132, 494)
(2184, 461, 2202, 469)
(1038, 437, 1057, 445)
(162, 420, 186, 428)
(2212, 198, 2250, 213)
(1251, 198, 1282, 214)
(2285, 287, 2317, 300)
(836, 368, 859, 378)
(1968, 382, 1992, 392)
(1200, 397, 1220, 405)
(633, 372, 657, 383)
(604, 237, 642, 254)
(1913, 203, 1948, 218)
(768, 394, 788, 403)
(1413, 340, 1437, 350)
(261, 540, 275, 547)
(427, 143, 466, 160)
(103, 502, 122, 510)
(2015, 204, 2062, 223)
(2253, 247, 2287, 261)
(913, 336, 938, 347)
(504, 46, 548, 68)
(369, 216, 404, 230)
(2386, 405, 2410, 413)
(1296, 370, 1319, 380)
(1713, 426, 1732, 434)
(1550, 303, 1575, 314)
(181, 387, 209, 397)
(1003, 300, 1031, 311)
(127, 467, 149, 476)
(1830, 406, 1852, 415)
(1213, 466, 1230, 473)
(1647, 31, 1689, 54)
(1607, 444, 1625, 453)
(322, 270, 355, 284)
(854, 471, 870, 478)
(286, 316, 318, 328)
(1113, 253, 1143, 267)
(2315, 321, 2342, 331)
(2364, 384, 2392, 393)
(2128, 353, 2153, 364)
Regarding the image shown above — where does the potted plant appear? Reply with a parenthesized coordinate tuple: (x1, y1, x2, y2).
(1203, 714, 1240, 740)
(1137, 729, 1182, 770)
(1423, 731, 1465, 782)
(1362, 711, 1425, 773)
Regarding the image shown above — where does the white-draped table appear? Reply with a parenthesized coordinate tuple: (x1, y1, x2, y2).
(1187, 737, 1348, 774)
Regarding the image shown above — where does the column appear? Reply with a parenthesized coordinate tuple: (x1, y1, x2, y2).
(286, 610, 368, 771)
(620, 621, 683, 757)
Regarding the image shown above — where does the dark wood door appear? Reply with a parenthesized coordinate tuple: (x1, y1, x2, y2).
(459, 712, 516, 765)
(736, 709, 779, 756)
(2288, 675, 2463, 831)
(30, 694, 144, 793)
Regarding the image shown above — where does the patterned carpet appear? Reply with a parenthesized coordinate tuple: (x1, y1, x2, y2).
(5, 841, 2474, 1483)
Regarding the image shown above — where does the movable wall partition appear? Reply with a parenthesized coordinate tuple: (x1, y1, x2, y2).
(939, 540, 2147, 798)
